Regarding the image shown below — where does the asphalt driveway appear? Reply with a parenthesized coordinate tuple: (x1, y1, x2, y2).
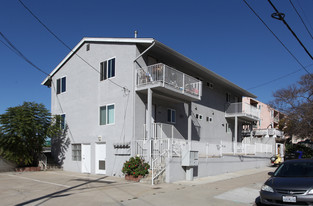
(0, 167, 275, 206)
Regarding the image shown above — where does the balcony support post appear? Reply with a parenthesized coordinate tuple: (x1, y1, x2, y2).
(233, 116, 238, 155)
(147, 88, 153, 164)
(188, 102, 192, 150)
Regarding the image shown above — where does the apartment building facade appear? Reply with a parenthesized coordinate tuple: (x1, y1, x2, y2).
(42, 38, 273, 183)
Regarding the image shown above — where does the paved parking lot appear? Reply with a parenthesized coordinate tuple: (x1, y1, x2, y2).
(0, 167, 275, 206)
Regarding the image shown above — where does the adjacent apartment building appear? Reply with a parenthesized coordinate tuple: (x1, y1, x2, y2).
(42, 38, 273, 183)
(242, 97, 284, 138)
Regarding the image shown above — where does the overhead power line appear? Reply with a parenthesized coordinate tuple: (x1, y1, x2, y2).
(18, 0, 129, 93)
(242, 0, 313, 80)
(0, 32, 50, 76)
(289, 0, 313, 40)
(296, 0, 313, 38)
(247, 69, 301, 90)
(268, 0, 313, 61)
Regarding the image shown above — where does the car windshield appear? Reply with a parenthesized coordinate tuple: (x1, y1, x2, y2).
(274, 162, 313, 177)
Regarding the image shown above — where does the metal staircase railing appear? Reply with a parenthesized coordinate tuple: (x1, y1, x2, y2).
(38, 153, 47, 171)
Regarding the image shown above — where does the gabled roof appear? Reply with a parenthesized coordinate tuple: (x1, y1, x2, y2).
(42, 37, 256, 98)
(41, 38, 154, 86)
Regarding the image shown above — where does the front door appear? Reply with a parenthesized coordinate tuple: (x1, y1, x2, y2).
(82, 144, 91, 173)
(95, 143, 106, 174)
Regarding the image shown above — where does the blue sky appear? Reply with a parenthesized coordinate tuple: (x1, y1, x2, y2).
(1, 0, 313, 114)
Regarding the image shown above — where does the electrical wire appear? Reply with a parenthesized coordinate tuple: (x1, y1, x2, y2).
(18, 0, 130, 93)
(243, 0, 313, 80)
(289, 0, 313, 39)
(0, 31, 79, 145)
(268, 0, 313, 62)
(247, 69, 302, 90)
(0, 32, 50, 76)
(296, 0, 313, 37)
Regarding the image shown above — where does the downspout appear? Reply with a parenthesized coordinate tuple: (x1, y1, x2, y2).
(132, 40, 156, 157)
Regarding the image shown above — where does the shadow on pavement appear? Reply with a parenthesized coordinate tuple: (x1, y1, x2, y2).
(15, 176, 110, 206)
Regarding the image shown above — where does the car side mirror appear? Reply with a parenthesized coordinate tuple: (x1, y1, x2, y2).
(268, 172, 274, 176)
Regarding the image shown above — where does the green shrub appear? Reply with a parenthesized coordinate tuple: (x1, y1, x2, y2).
(285, 143, 313, 158)
(122, 156, 150, 177)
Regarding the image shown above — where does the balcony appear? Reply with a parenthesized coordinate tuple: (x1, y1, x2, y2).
(254, 128, 284, 138)
(225, 102, 260, 121)
(136, 63, 202, 101)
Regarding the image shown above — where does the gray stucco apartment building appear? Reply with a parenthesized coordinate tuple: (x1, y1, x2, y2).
(42, 38, 274, 183)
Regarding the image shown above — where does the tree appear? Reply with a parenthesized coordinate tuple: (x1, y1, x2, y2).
(0, 102, 55, 166)
(271, 74, 313, 139)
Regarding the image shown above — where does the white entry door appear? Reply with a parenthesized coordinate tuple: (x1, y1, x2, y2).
(95, 143, 106, 174)
(82, 144, 91, 173)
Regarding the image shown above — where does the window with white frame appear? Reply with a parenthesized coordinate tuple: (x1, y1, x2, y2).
(72, 144, 81, 161)
(100, 104, 115, 125)
(167, 108, 176, 123)
(56, 77, 66, 94)
(100, 58, 115, 81)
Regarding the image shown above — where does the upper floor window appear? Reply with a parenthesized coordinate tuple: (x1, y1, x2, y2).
(100, 104, 115, 125)
(60, 114, 66, 130)
(167, 108, 176, 124)
(226, 93, 231, 103)
(56, 77, 66, 94)
(100, 58, 115, 81)
(226, 123, 232, 133)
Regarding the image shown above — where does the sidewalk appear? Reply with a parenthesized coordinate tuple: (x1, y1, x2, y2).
(174, 166, 275, 186)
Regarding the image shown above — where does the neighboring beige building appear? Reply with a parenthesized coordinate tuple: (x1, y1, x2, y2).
(242, 97, 285, 139)
(242, 97, 285, 157)
(243, 97, 284, 129)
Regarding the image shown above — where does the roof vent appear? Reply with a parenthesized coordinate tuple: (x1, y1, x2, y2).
(134, 30, 138, 38)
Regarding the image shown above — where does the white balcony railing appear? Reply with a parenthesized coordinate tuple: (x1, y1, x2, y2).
(134, 139, 273, 159)
(254, 128, 284, 137)
(136, 63, 202, 99)
(225, 102, 260, 120)
(143, 123, 186, 140)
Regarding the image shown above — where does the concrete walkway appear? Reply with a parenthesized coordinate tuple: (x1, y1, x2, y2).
(175, 166, 274, 186)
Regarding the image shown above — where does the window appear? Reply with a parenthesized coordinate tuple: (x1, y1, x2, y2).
(99, 161, 105, 170)
(226, 93, 231, 103)
(100, 104, 115, 125)
(207, 82, 214, 89)
(167, 109, 176, 123)
(226, 123, 232, 133)
(56, 77, 66, 94)
(196, 114, 203, 120)
(60, 114, 66, 130)
(72, 144, 81, 161)
(100, 58, 115, 81)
